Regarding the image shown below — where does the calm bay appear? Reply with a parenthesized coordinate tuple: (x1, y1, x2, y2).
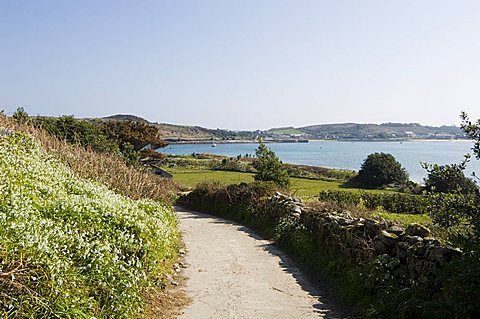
(161, 140, 480, 183)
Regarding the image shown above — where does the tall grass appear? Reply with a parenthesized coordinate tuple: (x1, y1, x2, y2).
(0, 114, 180, 203)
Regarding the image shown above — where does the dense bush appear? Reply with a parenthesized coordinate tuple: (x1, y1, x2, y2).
(0, 132, 179, 317)
(351, 152, 409, 188)
(423, 159, 478, 194)
(179, 181, 278, 228)
(12, 106, 29, 124)
(317, 190, 430, 215)
(426, 191, 480, 318)
(421, 112, 480, 317)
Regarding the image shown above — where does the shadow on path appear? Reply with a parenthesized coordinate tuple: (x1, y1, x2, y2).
(176, 206, 362, 319)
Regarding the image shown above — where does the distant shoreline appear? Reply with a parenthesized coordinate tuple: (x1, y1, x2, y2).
(167, 138, 471, 145)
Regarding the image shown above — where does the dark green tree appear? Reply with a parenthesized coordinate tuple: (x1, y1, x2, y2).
(101, 120, 168, 151)
(33, 116, 118, 153)
(31, 116, 168, 165)
(422, 157, 477, 194)
(252, 142, 290, 187)
(352, 152, 409, 188)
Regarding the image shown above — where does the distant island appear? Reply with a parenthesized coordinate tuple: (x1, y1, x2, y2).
(103, 114, 466, 144)
(272, 122, 464, 141)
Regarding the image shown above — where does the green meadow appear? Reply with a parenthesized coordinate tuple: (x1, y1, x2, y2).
(166, 166, 395, 197)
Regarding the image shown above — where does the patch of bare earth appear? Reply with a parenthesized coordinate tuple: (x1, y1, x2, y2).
(140, 248, 192, 319)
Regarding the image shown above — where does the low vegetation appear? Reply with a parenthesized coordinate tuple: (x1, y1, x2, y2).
(318, 190, 431, 215)
(283, 163, 355, 181)
(165, 167, 255, 187)
(0, 131, 179, 317)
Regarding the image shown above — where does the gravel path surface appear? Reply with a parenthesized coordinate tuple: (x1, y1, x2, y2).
(176, 207, 353, 319)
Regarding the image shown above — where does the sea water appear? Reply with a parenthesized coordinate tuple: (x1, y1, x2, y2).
(160, 140, 480, 183)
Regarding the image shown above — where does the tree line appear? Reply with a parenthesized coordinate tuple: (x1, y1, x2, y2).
(13, 107, 168, 165)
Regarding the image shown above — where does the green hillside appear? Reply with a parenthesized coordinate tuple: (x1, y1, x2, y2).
(0, 132, 179, 317)
(298, 122, 464, 139)
(267, 127, 305, 135)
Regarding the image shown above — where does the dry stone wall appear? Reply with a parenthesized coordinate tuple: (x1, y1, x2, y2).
(271, 192, 461, 289)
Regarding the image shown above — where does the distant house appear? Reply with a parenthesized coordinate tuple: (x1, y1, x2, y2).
(404, 131, 417, 138)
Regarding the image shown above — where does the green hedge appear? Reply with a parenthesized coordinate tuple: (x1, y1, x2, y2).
(318, 190, 431, 214)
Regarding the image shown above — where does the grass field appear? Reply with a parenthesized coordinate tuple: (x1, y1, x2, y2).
(166, 167, 255, 186)
(165, 167, 392, 199)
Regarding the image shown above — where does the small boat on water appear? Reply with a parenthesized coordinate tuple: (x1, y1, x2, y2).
(211, 143, 217, 147)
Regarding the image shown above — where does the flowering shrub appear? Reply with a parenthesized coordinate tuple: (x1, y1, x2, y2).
(0, 132, 179, 317)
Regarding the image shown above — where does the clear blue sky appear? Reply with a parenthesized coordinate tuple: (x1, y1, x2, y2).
(1, 0, 480, 130)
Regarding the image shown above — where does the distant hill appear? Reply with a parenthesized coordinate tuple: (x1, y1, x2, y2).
(295, 122, 464, 140)
(155, 123, 218, 141)
(103, 114, 150, 123)
(267, 127, 305, 135)
(99, 114, 465, 141)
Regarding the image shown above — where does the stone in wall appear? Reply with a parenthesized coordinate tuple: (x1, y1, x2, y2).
(273, 195, 463, 291)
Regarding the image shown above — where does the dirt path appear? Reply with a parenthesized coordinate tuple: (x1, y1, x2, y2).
(175, 207, 353, 319)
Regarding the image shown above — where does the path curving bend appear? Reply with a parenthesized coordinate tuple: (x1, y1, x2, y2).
(176, 207, 354, 319)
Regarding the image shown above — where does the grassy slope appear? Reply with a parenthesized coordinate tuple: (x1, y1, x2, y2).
(0, 132, 179, 317)
(267, 128, 305, 135)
